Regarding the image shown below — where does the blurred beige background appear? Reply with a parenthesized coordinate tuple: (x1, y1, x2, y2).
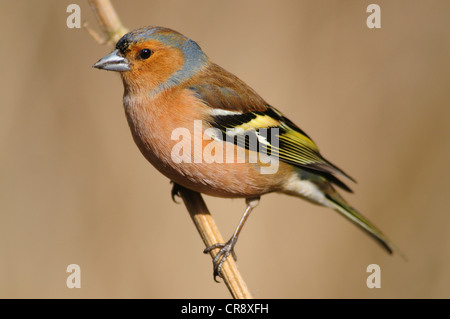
(0, 0, 449, 298)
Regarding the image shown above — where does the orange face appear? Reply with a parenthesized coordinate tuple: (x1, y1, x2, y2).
(93, 26, 209, 96)
(119, 39, 186, 94)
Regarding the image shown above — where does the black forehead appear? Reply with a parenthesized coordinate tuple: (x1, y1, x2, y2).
(116, 36, 132, 54)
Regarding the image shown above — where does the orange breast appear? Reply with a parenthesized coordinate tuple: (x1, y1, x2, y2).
(123, 88, 293, 198)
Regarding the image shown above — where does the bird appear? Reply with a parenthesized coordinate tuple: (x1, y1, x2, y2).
(93, 26, 400, 281)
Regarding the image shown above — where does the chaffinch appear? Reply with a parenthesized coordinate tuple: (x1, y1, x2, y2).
(94, 26, 399, 280)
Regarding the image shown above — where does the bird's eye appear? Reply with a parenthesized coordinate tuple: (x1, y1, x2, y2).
(138, 48, 153, 60)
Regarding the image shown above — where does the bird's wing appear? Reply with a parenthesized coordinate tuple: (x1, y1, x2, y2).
(187, 65, 354, 191)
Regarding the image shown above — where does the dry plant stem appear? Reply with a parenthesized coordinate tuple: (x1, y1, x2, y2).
(88, 0, 128, 45)
(83, 21, 106, 45)
(87, 0, 253, 299)
(178, 187, 253, 299)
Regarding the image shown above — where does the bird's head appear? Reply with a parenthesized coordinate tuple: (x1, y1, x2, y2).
(93, 26, 208, 94)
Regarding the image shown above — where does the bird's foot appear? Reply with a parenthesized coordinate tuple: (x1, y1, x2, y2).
(203, 238, 238, 282)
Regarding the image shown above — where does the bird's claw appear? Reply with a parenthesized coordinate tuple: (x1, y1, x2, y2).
(170, 181, 182, 203)
(203, 239, 238, 282)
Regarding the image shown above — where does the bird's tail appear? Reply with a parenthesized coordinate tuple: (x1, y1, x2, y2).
(324, 192, 403, 257)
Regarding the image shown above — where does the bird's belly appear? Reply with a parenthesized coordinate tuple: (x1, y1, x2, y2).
(124, 108, 290, 198)
(135, 132, 289, 198)
(123, 91, 293, 198)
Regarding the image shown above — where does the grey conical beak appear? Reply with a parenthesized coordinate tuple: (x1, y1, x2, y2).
(93, 49, 131, 72)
